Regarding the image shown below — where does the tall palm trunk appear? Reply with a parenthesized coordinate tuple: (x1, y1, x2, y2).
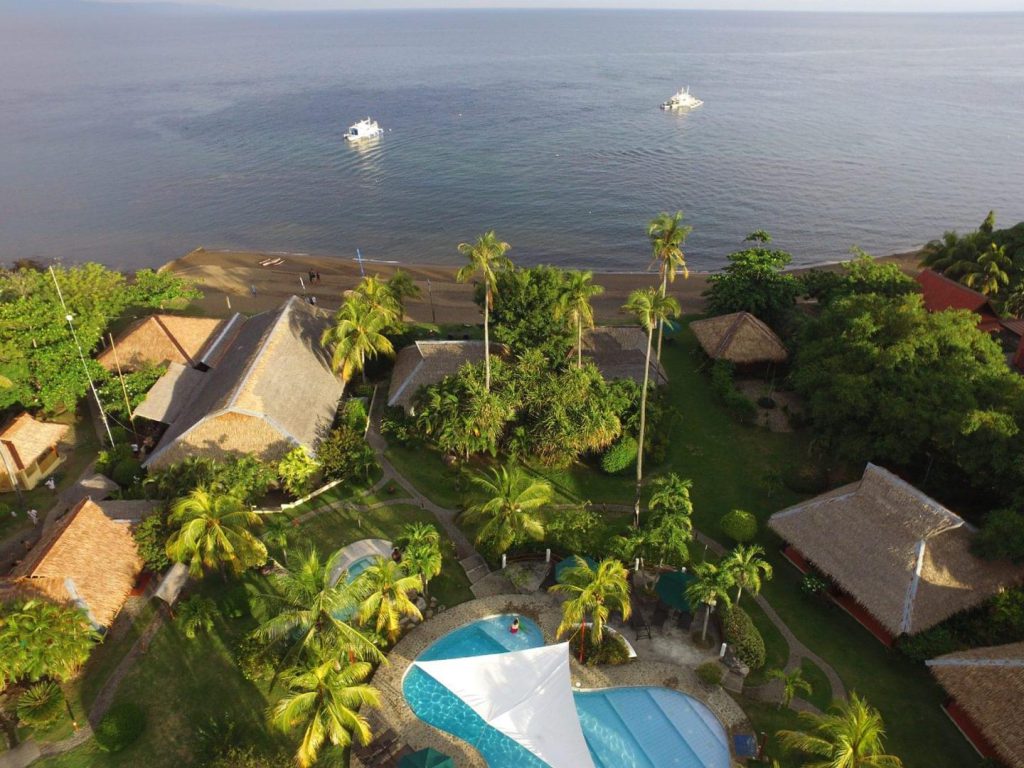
(634, 323, 654, 528)
(700, 603, 711, 643)
(484, 286, 492, 391)
(656, 271, 668, 364)
(735, 585, 744, 605)
(577, 316, 583, 369)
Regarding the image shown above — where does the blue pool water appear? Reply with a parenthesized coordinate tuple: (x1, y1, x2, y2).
(346, 556, 376, 582)
(402, 615, 731, 768)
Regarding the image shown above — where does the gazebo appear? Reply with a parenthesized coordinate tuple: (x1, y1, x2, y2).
(689, 312, 788, 367)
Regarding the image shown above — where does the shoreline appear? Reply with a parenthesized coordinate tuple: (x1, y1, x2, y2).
(162, 246, 923, 324)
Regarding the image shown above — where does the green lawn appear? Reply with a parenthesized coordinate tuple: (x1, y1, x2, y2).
(797, 657, 833, 712)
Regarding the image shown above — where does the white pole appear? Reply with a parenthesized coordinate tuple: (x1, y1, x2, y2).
(635, 558, 640, 571)
(501, 554, 507, 569)
(545, 548, 551, 563)
(719, 643, 728, 659)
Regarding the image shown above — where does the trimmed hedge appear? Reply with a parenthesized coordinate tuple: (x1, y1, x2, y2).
(94, 702, 146, 753)
(722, 605, 766, 670)
(601, 436, 637, 475)
(570, 630, 631, 666)
(720, 509, 758, 543)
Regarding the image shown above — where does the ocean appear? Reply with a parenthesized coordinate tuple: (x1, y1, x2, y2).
(1, 5, 1023, 272)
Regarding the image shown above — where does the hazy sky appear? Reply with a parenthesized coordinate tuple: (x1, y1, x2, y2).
(104, 0, 1024, 12)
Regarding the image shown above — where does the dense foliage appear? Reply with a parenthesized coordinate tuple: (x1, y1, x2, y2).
(478, 265, 575, 362)
(720, 509, 758, 543)
(569, 630, 631, 666)
(703, 232, 801, 329)
(95, 363, 166, 425)
(896, 587, 1024, 662)
(800, 251, 917, 304)
(972, 508, 1024, 563)
(94, 702, 146, 753)
(722, 605, 766, 669)
(133, 511, 171, 571)
(600, 435, 637, 474)
(921, 212, 1024, 302)
(0, 599, 98, 688)
(316, 424, 378, 483)
(277, 447, 320, 498)
(145, 456, 276, 505)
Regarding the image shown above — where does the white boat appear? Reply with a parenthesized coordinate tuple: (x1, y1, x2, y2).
(345, 117, 384, 142)
(661, 87, 703, 111)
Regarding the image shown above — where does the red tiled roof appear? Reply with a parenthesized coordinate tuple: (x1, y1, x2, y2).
(916, 270, 1001, 331)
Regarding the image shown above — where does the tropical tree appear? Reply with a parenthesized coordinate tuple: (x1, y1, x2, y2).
(398, 523, 443, 597)
(386, 269, 421, 318)
(278, 447, 320, 498)
(556, 270, 604, 368)
(612, 527, 654, 570)
(623, 288, 680, 527)
(352, 275, 402, 327)
(270, 657, 380, 768)
(685, 562, 734, 643)
(0, 600, 98, 688)
(778, 693, 904, 768)
(649, 473, 694, 517)
(165, 487, 267, 578)
(456, 231, 512, 391)
(261, 513, 292, 562)
(549, 556, 631, 662)
(721, 544, 773, 605)
(176, 595, 218, 640)
(253, 548, 384, 666)
(703, 233, 801, 328)
(355, 558, 422, 644)
(320, 297, 395, 389)
(647, 508, 693, 568)
(767, 667, 813, 710)
(647, 211, 692, 362)
(1004, 282, 1024, 318)
(15, 682, 65, 729)
(962, 242, 1011, 296)
(462, 465, 551, 553)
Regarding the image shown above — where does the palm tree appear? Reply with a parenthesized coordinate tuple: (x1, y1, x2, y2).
(456, 231, 512, 391)
(962, 242, 1011, 296)
(165, 487, 267, 578)
(623, 288, 680, 528)
(767, 667, 813, 710)
(16, 682, 65, 729)
(649, 473, 694, 517)
(386, 269, 421, 318)
(549, 556, 631, 662)
(557, 270, 604, 368)
(1004, 282, 1024, 318)
(253, 548, 384, 666)
(0, 600, 98, 687)
(352, 275, 402, 327)
(647, 211, 692, 363)
(270, 657, 380, 768)
(612, 527, 653, 570)
(398, 522, 443, 598)
(685, 561, 734, 643)
(320, 297, 395, 390)
(355, 557, 422, 644)
(721, 544, 773, 606)
(176, 595, 218, 640)
(462, 465, 551, 554)
(778, 693, 904, 768)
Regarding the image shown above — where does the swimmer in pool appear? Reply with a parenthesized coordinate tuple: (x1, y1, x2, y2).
(510, 616, 520, 634)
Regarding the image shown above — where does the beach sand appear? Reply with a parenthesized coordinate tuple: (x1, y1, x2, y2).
(163, 247, 923, 323)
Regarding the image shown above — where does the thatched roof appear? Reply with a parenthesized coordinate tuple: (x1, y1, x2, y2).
(689, 312, 788, 365)
(927, 642, 1024, 768)
(133, 362, 207, 424)
(97, 315, 224, 371)
(1, 497, 155, 627)
(388, 341, 505, 413)
(143, 297, 342, 469)
(580, 327, 668, 386)
(0, 413, 69, 471)
(769, 464, 1024, 636)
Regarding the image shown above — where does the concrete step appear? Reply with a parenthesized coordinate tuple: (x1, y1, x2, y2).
(464, 563, 491, 584)
(459, 554, 486, 572)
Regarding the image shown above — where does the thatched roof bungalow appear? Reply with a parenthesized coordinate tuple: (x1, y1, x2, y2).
(916, 269, 1002, 333)
(927, 642, 1024, 766)
(769, 464, 1023, 644)
(580, 326, 668, 387)
(143, 296, 342, 470)
(689, 312, 788, 366)
(387, 340, 506, 415)
(0, 413, 70, 492)
(1, 497, 157, 628)
(97, 314, 227, 372)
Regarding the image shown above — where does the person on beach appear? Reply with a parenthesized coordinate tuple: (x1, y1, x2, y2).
(315, 271, 321, 283)
(250, 284, 257, 296)
(510, 616, 520, 634)
(308, 270, 315, 284)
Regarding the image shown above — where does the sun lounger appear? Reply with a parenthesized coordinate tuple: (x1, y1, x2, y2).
(629, 610, 652, 641)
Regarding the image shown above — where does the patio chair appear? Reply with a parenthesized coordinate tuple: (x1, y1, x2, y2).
(629, 609, 651, 641)
(651, 603, 669, 633)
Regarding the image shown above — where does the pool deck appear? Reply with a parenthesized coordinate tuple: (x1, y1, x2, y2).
(328, 537, 392, 584)
(371, 593, 750, 768)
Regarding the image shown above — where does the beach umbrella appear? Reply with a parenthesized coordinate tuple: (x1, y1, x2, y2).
(399, 747, 455, 768)
(554, 555, 598, 583)
(655, 570, 695, 613)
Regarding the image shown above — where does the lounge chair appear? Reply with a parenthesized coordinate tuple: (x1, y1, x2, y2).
(629, 609, 652, 641)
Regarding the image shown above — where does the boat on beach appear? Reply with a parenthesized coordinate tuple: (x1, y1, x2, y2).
(345, 117, 384, 141)
(661, 87, 703, 111)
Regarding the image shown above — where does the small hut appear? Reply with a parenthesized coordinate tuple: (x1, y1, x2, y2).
(927, 642, 1024, 766)
(0, 413, 70, 491)
(689, 312, 788, 367)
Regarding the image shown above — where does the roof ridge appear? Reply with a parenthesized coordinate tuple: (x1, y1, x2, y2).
(713, 313, 746, 358)
(863, 463, 965, 535)
(226, 297, 299, 410)
(900, 538, 928, 633)
(926, 657, 1024, 668)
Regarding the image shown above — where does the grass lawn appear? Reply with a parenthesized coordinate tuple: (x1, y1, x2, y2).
(797, 657, 833, 711)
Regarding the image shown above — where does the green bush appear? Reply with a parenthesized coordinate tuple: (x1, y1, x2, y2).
(133, 513, 170, 572)
(722, 606, 766, 670)
(94, 702, 146, 753)
(601, 436, 637, 475)
(16, 681, 64, 729)
(234, 635, 278, 682)
(709, 361, 757, 424)
(316, 425, 378, 483)
(570, 630, 631, 666)
(203, 746, 292, 768)
(696, 661, 724, 687)
(111, 458, 143, 488)
(972, 508, 1024, 563)
(720, 509, 757, 543)
(800, 573, 829, 596)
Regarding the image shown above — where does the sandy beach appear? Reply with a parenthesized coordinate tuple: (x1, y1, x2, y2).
(163, 247, 923, 324)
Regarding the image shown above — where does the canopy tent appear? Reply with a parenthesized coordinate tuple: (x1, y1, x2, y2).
(555, 555, 598, 583)
(655, 570, 695, 613)
(398, 747, 455, 768)
(414, 642, 595, 768)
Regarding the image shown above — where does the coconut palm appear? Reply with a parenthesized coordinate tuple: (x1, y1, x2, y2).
(721, 544, 773, 606)
(778, 692, 903, 768)
(462, 465, 551, 553)
(962, 242, 1011, 296)
(253, 547, 384, 666)
(1004, 282, 1024, 318)
(623, 288, 680, 528)
(649, 473, 694, 517)
(647, 211, 692, 362)
(767, 667, 813, 710)
(355, 557, 422, 644)
(685, 561, 734, 643)
(386, 269, 421, 317)
(270, 657, 380, 768)
(165, 487, 267, 578)
(398, 523, 443, 598)
(549, 556, 631, 661)
(352, 275, 402, 327)
(556, 270, 604, 368)
(176, 595, 218, 640)
(320, 297, 395, 389)
(0, 600, 98, 687)
(456, 231, 512, 391)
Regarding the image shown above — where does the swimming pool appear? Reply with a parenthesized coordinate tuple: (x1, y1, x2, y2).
(345, 555, 376, 582)
(402, 614, 732, 768)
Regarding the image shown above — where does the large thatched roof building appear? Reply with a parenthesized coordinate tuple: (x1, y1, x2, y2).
(97, 314, 226, 372)
(387, 340, 505, 414)
(927, 642, 1024, 766)
(769, 464, 1023, 643)
(689, 312, 788, 366)
(580, 327, 668, 387)
(0, 413, 70, 491)
(1, 497, 157, 628)
(142, 296, 342, 470)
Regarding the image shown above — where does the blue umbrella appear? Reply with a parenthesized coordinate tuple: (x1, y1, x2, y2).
(555, 556, 598, 583)
(399, 748, 455, 768)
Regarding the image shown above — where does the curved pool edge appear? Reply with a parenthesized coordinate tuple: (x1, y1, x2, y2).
(370, 593, 750, 768)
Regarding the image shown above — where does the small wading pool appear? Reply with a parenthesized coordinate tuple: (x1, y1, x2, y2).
(402, 614, 731, 768)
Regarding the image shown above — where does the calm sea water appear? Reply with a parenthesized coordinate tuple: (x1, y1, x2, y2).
(1, 6, 1023, 271)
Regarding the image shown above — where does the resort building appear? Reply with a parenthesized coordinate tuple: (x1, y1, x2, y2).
(689, 312, 789, 367)
(0, 497, 157, 628)
(769, 463, 1023, 645)
(96, 314, 227, 372)
(141, 296, 342, 470)
(915, 269, 1002, 333)
(580, 326, 669, 386)
(387, 340, 507, 415)
(926, 642, 1024, 767)
(0, 413, 70, 492)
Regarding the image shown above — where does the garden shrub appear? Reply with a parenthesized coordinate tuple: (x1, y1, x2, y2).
(16, 681, 64, 729)
(203, 746, 292, 768)
(722, 606, 766, 670)
(133, 512, 170, 572)
(316, 425, 378, 483)
(570, 630, 631, 666)
(380, 405, 418, 445)
(601, 436, 637, 475)
(234, 636, 279, 682)
(800, 573, 829, 596)
(94, 702, 146, 753)
(111, 458, 143, 488)
(277, 447, 319, 498)
(709, 361, 757, 424)
(720, 509, 757, 543)
(696, 661, 723, 687)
